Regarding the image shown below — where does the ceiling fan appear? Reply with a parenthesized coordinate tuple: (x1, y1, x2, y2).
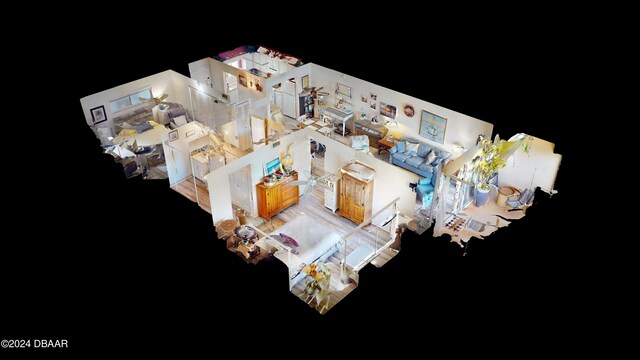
(139, 93, 169, 105)
(290, 170, 333, 195)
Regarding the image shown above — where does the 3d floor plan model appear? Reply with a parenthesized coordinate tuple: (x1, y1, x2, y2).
(80, 45, 561, 314)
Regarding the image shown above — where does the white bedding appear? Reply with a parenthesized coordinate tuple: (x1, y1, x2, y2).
(271, 215, 342, 270)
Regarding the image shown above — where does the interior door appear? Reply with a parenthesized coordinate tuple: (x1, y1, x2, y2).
(229, 164, 253, 213)
(353, 181, 365, 222)
(234, 100, 252, 150)
(189, 86, 216, 128)
(341, 177, 353, 219)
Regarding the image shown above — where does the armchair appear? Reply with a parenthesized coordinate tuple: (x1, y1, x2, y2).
(416, 169, 437, 207)
(506, 188, 535, 210)
(350, 135, 370, 153)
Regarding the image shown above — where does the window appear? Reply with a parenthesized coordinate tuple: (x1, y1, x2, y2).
(109, 88, 153, 113)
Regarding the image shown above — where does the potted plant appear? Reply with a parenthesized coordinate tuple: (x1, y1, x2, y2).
(474, 138, 507, 206)
(472, 133, 533, 206)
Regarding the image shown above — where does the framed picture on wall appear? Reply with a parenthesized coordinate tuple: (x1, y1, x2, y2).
(90, 105, 107, 125)
(379, 102, 397, 119)
(337, 83, 352, 98)
(369, 92, 377, 110)
(302, 75, 309, 89)
(419, 110, 447, 144)
(238, 74, 247, 87)
(169, 130, 179, 142)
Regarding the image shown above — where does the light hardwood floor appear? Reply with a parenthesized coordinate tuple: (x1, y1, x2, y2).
(171, 176, 211, 214)
(172, 143, 399, 313)
(267, 150, 399, 313)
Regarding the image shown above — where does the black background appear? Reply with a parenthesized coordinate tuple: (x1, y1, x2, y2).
(3, 19, 577, 354)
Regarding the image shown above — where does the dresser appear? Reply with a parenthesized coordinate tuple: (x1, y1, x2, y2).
(321, 175, 340, 212)
(339, 163, 375, 225)
(354, 120, 388, 149)
(256, 171, 299, 220)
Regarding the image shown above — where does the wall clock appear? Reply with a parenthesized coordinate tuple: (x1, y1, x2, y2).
(404, 104, 415, 117)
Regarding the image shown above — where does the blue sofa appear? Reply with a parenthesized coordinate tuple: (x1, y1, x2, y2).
(389, 137, 451, 178)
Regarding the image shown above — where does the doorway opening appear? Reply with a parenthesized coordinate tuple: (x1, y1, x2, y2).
(229, 164, 254, 221)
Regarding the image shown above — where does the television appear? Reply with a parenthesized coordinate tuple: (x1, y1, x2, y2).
(264, 157, 281, 176)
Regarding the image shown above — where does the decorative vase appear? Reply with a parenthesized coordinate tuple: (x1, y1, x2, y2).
(475, 186, 491, 207)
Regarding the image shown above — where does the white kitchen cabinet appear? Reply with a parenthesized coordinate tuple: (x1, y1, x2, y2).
(191, 153, 210, 181)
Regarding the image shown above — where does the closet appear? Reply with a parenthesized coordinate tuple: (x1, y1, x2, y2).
(339, 170, 374, 225)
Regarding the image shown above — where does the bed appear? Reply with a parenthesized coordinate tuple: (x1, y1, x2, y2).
(256, 215, 343, 290)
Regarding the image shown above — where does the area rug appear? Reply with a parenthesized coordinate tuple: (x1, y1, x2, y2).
(257, 218, 285, 234)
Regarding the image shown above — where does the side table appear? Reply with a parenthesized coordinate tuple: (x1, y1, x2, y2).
(216, 218, 238, 239)
(377, 137, 395, 155)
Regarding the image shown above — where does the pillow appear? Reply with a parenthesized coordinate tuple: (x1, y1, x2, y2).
(279, 233, 299, 247)
(395, 141, 406, 154)
(405, 142, 419, 156)
(418, 177, 431, 185)
(425, 150, 437, 165)
(118, 128, 137, 136)
(135, 122, 153, 133)
(417, 144, 431, 158)
(271, 234, 299, 255)
(173, 115, 187, 127)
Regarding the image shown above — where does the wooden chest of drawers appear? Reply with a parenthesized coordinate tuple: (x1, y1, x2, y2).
(256, 171, 299, 220)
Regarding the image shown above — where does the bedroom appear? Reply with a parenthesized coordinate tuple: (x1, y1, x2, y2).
(208, 126, 424, 313)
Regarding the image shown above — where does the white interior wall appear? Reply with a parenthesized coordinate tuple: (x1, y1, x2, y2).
(309, 64, 494, 153)
(80, 70, 177, 136)
(355, 153, 419, 220)
(265, 63, 312, 119)
(208, 57, 269, 126)
(206, 128, 312, 222)
(161, 122, 201, 186)
(170, 71, 198, 113)
(498, 136, 562, 193)
(310, 132, 419, 218)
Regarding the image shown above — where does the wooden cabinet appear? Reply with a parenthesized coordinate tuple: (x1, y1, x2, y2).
(256, 171, 299, 220)
(339, 171, 374, 225)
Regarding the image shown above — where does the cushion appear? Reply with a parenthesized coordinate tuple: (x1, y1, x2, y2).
(417, 144, 431, 158)
(279, 233, 299, 247)
(417, 183, 434, 194)
(392, 153, 411, 163)
(173, 115, 187, 127)
(425, 150, 437, 165)
(418, 177, 431, 185)
(405, 142, 419, 156)
(271, 233, 298, 255)
(118, 128, 138, 136)
(405, 156, 425, 168)
(135, 122, 153, 133)
(419, 162, 433, 172)
(395, 141, 406, 154)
